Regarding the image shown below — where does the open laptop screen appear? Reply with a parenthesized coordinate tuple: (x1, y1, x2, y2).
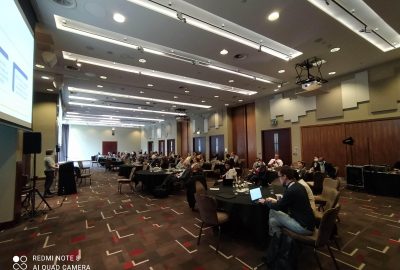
(250, 187, 262, 201)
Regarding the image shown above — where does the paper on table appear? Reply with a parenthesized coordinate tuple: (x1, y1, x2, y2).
(210, 187, 220, 191)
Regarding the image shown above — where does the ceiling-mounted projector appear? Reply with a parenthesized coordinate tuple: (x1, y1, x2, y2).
(302, 79, 322, 91)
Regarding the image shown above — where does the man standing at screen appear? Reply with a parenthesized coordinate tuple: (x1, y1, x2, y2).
(44, 149, 58, 197)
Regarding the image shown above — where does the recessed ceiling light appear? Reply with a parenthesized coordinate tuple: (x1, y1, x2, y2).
(267, 11, 280, 22)
(147, 84, 154, 87)
(220, 49, 228, 55)
(146, 101, 151, 104)
(173, 96, 178, 99)
(139, 91, 144, 94)
(201, 100, 206, 103)
(97, 85, 103, 88)
(41, 76, 50, 80)
(238, 99, 243, 102)
(277, 84, 282, 88)
(228, 79, 234, 83)
(224, 104, 229, 106)
(278, 69, 285, 73)
(139, 58, 146, 63)
(100, 75, 107, 79)
(35, 64, 45, 69)
(76, 62, 82, 67)
(184, 90, 190, 93)
(328, 71, 336, 75)
(274, 89, 279, 92)
(113, 13, 125, 23)
(214, 95, 219, 98)
(46, 88, 54, 92)
(172, 105, 177, 107)
(330, 47, 341, 53)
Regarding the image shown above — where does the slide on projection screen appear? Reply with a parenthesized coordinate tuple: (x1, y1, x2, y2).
(0, 0, 34, 129)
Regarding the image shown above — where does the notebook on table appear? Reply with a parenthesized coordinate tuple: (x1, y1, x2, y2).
(249, 187, 263, 203)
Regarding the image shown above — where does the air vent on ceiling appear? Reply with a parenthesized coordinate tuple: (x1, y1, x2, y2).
(233, 53, 248, 60)
(50, 0, 77, 8)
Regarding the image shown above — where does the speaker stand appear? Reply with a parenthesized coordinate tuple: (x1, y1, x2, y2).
(26, 153, 52, 218)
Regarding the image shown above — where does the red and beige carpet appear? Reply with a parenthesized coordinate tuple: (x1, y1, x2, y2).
(0, 168, 399, 270)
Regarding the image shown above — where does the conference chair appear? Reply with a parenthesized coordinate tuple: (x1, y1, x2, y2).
(74, 167, 92, 186)
(314, 178, 340, 211)
(117, 167, 136, 194)
(195, 193, 229, 253)
(78, 160, 90, 173)
(282, 205, 341, 270)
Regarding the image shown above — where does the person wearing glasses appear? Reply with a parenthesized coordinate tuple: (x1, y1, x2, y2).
(259, 165, 315, 237)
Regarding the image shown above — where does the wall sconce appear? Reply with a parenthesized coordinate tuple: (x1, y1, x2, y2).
(196, 128, 201, 135)
(112, 127, 115, 136)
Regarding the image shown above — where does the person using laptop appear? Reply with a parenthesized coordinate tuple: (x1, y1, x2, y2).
(258, 166, 315, 237)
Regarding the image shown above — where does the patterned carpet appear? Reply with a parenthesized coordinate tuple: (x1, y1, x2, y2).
(1, 168, 399, 270)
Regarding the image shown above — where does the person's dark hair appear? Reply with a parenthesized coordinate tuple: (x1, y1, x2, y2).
(279, 165, 297, 180)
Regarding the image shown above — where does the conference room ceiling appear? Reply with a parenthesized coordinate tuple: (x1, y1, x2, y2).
(31, 0, 400, 124)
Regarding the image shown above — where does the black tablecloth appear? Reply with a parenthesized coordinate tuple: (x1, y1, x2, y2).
(118, 164, 143, 178)
(135, 170, 172, 192)
(207, 185, 284, 247)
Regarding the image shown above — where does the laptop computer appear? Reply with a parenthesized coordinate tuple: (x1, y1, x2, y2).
(250, 187, 263, 203)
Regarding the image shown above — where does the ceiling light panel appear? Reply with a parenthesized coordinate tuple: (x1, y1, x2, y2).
(307, 0, 400, 52)
(126, 0, 302, 60)
(70, 87, 210, 108)
(54, 15, 280, 84)
(68, 101, 186, 116)
(63, 51, 258, 95)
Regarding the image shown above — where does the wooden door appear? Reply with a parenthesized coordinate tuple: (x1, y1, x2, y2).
(102, 141, 117, 155)
(210, 135, 224, 160)
(148, 141, 153, 152)
(262, 128, 291, 166)
(167, 139, 175, 154)
(158, 140, 165, 155)
(193, 137, 206, 156)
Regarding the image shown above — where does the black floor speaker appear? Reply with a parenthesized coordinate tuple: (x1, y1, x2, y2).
(23, 132, 42, 154)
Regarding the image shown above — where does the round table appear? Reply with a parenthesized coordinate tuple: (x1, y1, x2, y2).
(118, 164, 143, 178)
(135, 170, 172, 192)
(207, 184, 284, 247)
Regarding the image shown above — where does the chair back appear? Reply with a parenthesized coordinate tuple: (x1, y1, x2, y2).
(313, 172, 325, 194)
(316, 205, 341, 247)
(142, 164, 149, 171)
(324, 188, 340, 210)
(128, 167, 136, 180)
(323, 178, 339, 190)
(78, 161, 84, 169)
(195, 194, 219, 225)
(74, 167, 82, 177)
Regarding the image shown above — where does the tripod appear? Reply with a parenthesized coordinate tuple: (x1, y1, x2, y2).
(23, 153, 52, 217)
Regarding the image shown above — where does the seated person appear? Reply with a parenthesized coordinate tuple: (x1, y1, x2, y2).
(315, 156, 336, 178)
(268, 154, 283, 168)
(216, 162, 237, 186)
(248, 164, 268, 186)
(175, 157, 186, 170)
(185, 163, 207, 211)
(296, 161, 307, 180)
(259, 166, 315, 238)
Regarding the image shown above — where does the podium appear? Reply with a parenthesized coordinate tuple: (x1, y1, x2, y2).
(58, 162, 77, 195)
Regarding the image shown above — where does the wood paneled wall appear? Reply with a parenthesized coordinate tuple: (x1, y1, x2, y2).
(178, 121, 190, 157)
(302, 118, 400, 176)
(230, 103, 256, 168)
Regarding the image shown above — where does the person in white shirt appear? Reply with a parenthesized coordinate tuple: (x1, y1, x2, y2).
(268, 154, 283, 168)
(215, 162, 237, 186)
